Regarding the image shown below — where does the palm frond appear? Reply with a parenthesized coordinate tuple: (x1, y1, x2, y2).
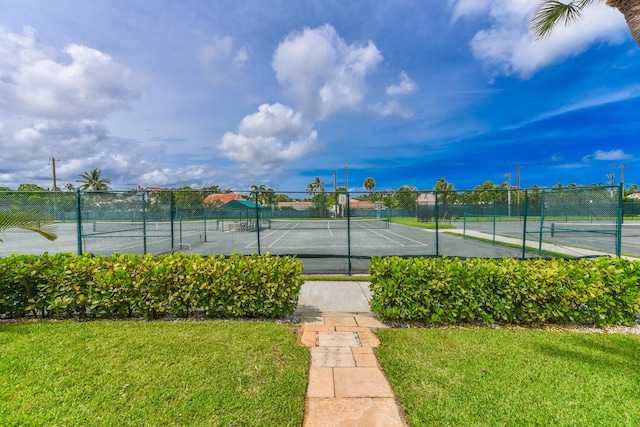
(0, 209, 58, 242)
(531, 0, 597, 40)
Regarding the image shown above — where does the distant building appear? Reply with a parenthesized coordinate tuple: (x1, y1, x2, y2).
(417, 193, 436, 205)
(628, 192, 640, 200)
(203, 193, 243, 208)
(277, 201, 314, 210)
(348, 200, 384, 209)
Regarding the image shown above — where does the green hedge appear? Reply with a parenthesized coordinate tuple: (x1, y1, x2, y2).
(0, 253, 304, 319)
(369, 257, 640, 326)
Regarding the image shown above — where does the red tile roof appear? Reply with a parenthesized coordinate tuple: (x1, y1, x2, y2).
(203, 193, 243, 206)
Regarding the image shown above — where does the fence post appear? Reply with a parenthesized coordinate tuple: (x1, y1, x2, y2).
(347, 193, 351, 276)
(170, 190, 175, 251)
(521, 190, 528, 259)
(203, 211, 208, 242)
(463, 208, 467, 237)
(617, 184, 623, 257)
(255, 191, 261, 255)
(492, 215, 496, 245)
(142, 191, 148, 255)
(538, 191, 546, 256)
(76, 189, 83, 255)
(435, 191, 439, 256)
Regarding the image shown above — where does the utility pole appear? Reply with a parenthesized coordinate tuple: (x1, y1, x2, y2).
(49, 156, 60, 212)
(607, 172, 615, 186)
(345, 165, 348, 191)
(618, 164, 626, 190)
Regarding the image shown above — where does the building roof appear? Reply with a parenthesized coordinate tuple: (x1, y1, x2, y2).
(348, 200, 384, 209)
(203, 193, 243, 206)
(277, 201, 314, 210)
(223, 199, 262, 209)
(417, 193, 436, 204)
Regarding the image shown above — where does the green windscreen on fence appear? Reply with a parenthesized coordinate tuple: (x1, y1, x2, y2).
(0, 186, 628, 274)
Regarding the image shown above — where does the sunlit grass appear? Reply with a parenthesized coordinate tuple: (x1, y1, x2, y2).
(376, 328, 640, 427)
(390, 217, 454, 229)
(0, 320, 309, 427)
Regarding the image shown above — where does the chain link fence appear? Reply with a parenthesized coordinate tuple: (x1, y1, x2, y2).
(0, 186, 628, 274)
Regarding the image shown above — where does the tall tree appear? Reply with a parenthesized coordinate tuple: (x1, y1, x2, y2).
(396, 185, 418, 211)
(76, 169, 111, 191)
(363, 177, 376, 192)
(249, 184, 275, 206)
(531, 0, 640, 48)
(434, 177, 454, 192)
(17, 183, 46, 192)
(250, 184, 266, 203)
(434, 178, 456, 214)
(306, 177, 325, 197)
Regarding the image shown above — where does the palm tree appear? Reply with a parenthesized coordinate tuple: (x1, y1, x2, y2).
(250, 184, 265, 202)
(64, 183, 76, 192)
(77, 169, 111, 191)
(0, 209, 57, 242)
(363, 177, 376, 192)
(434, 177, 454, 192)
(531, 0, 640, 48)
(306, 177, 325, 197)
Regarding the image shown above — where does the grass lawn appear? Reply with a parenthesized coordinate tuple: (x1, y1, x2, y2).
(0, 320, 309, 427)
(390, 217, 454, 229)
(376, 328, 640, 427)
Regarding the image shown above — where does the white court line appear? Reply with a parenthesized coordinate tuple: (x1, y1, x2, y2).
(358, 227, 405, 246)
(376, 228, 430, 246)
(327, 221, 333, 237)
(352, 222, 429, 247)
(246, 222, 299, 248)
(268, 228, 295, 247)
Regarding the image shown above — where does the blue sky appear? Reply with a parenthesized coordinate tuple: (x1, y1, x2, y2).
(0, 0, 638, 193)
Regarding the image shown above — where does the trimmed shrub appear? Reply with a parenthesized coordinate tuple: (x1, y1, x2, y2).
(369, 256, 640, 326)
(0, 253, 304, 319)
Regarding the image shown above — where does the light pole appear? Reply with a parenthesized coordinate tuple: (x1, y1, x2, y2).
(50, 156, 60, 216)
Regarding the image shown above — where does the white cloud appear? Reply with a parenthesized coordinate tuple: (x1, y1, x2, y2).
(272, 24, 383, 119)
(0, 120, 155, 187)
(198, 35, 248, 84)
(138, 165, 217, 187)
(218, 103, 319, 168)
(238, 103, 312, 138)
(449, 0, 493, 22)
(369, 100, 413, 119)
(386, 71, 417, 96)
(0, 26, 142, 119)
(584, 149, 633, 162)
(450, 0, 629, 79)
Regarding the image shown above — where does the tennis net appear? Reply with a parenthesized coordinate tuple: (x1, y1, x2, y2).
(85, 219, 219, 236)
(541, 221, 618, 237)
(268, 218, 389, 230)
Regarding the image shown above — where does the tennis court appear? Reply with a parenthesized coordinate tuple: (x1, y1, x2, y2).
(1, 185, 638, 274)
(198, 219, 540, 258)
(2, 219, 639, 274)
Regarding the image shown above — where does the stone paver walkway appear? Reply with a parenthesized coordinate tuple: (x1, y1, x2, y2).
(297, 314, 406, 427)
